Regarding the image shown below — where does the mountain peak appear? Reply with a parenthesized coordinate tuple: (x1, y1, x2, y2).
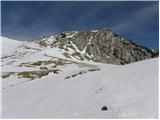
(33, 28, 158, 65)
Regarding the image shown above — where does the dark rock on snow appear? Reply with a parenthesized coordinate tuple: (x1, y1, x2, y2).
(101, 106, 108, 111)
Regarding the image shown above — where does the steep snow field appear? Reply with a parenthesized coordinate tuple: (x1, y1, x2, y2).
(2, 58, 158, 118)
(1, 36, 159, 118)
(1, 37, 22, 56)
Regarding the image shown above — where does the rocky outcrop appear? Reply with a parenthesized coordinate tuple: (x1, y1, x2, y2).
(35, 28, 158, 65)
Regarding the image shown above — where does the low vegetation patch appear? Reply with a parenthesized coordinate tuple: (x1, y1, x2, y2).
(17, 69, 60, 79)
(19, 59, 73, 68)
(1, 72, 14, 79)
(2, 69, 60, 79)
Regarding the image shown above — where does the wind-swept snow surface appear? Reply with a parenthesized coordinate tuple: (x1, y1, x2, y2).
(1, 36, 22, 56)
(2, 58, 158, 118)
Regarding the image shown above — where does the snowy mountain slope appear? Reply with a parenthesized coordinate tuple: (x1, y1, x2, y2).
(1, 35, 159, 118)
(1, 36, 22, 56)
(2, 56, 158, 118)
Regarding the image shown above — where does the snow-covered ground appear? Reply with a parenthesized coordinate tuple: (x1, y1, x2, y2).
(1, 36, 22, 56)
(1, 36, 159, 118)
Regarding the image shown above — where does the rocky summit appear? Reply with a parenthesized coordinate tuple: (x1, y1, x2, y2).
(34, 28, 158, 65)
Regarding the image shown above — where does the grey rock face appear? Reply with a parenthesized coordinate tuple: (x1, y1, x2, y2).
(36, 28, 159, 65)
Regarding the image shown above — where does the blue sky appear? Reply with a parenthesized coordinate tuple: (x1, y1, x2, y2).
(1, 1, 159, 49)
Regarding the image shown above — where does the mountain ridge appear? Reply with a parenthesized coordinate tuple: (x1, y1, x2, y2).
(31, 28, 158, 65)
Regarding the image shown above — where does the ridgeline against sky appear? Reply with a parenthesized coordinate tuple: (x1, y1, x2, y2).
(1, 1, 159, 49)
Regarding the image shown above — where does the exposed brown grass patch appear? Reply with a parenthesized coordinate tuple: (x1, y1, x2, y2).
(1, 72, 14, 79)
(17, 69, 60, 79)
